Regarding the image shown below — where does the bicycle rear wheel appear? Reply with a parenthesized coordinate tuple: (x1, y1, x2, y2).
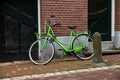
(72, 34, 94, 60)
(29, 38, 55, 65)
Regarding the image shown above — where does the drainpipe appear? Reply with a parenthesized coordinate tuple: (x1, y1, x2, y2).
(112, 0, 115, 38)
(37, 0, 41, 39)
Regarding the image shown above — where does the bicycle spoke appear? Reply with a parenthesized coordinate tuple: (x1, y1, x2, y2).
(29, 38, 55, 65)
(72, 34, 94, 60)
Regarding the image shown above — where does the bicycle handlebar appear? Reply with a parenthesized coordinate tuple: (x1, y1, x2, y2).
(52, 22, 61, 27)
(46, 15, 61, 27)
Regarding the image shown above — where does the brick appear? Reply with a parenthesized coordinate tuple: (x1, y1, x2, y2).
(41, 0, 88, 36)
(115, 0, 120, 31)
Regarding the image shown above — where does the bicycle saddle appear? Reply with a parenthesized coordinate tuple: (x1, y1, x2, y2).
(67, 26, 76, 29)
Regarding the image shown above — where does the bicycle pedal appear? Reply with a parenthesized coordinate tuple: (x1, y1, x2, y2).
(58, 49, 62, 51)
(68, 52, 73, 56)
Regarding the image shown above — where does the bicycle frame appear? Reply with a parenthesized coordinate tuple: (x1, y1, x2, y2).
(36, 19, 89, 55)
(45, 24, 75, 53)
(29, 17, 94, 65)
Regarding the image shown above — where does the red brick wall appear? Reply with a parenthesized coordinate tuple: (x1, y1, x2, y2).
(115, 0, 120, 31)
(41, 0, 88, 36)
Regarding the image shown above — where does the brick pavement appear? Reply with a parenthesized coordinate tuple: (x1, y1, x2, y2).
(36, 68, 120, 80)
(0, 54, 120, 80)
(1, 65, 120, 80)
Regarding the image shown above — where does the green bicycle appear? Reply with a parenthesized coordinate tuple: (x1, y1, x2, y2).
(29, 16, 94, 65)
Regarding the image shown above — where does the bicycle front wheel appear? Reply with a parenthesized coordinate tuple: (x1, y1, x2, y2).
(29, 38, 55, 65)
(72, 34, 94, 60)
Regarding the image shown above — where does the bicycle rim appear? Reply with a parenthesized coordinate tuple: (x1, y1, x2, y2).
(29, 38, 55, 65)
(72, 34, 94, 60)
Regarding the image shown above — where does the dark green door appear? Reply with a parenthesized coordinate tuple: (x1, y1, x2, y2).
(0, 0, 38, 53)
(88, 0, 111, 41)
(4, 0, 38, 26)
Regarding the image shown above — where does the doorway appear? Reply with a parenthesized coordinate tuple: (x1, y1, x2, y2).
(0, 0, 38, 53)
(88, 0, 111, 41)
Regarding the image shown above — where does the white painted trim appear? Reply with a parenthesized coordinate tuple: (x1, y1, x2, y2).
(37, 0, 41, 38)
(112, 0, 115, 40)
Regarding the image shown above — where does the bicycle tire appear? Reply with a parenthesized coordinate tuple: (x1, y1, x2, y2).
(72, 34, 94, 60)
(29, 38, 55, 65)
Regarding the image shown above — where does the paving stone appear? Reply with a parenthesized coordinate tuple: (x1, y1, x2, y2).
(2, 65, 120, 80)
(54, 72, 62, 76)
(0, 54, 120, 80)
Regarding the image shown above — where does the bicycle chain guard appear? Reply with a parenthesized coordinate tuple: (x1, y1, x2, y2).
(74, 45, 83, 53)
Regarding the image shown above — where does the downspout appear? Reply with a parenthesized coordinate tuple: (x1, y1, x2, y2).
(37, 0, 41, 39)
(112, 0, 115, 39)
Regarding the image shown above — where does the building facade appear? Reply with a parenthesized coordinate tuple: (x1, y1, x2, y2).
(0, 0, 120, 53)
(41, 0, 120, 50)
(41, 0, 118, 40)
(41, 0, 88, 36)
(116, 0, 120, 31)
